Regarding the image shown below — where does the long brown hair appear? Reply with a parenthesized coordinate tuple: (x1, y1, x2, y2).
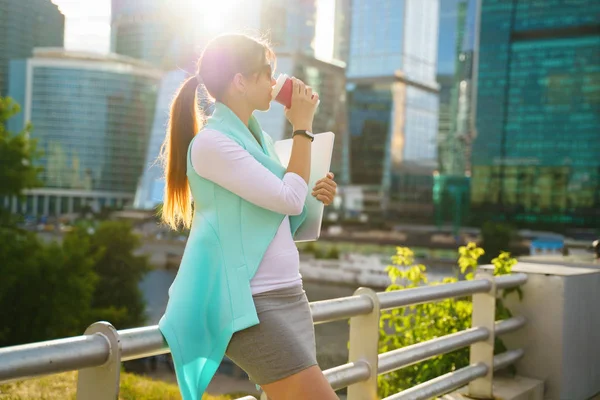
(160, 33, 276, 230)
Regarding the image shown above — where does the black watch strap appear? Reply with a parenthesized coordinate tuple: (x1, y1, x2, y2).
(292, 129, 315, 142)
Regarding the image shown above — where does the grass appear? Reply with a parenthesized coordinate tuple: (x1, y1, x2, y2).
(0, 371, 240, 400)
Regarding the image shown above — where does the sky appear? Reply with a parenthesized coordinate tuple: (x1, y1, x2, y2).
(51, 0, 335, 59)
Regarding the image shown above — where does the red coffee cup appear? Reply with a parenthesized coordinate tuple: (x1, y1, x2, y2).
(272, 74, 293, 108)
(272, 74, 320, 109)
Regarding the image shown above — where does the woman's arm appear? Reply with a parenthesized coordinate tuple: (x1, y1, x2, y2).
(191, 129, 307, 215)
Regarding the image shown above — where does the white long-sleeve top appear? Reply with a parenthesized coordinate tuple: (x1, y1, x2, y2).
(190, 129, 308, 295)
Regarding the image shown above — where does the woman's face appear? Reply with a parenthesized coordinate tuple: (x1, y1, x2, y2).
(245, 60, 277, 112)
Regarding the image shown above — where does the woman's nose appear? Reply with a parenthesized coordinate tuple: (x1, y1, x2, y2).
(271, 77, 276, 86)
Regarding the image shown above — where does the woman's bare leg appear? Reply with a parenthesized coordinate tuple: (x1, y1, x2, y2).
(260, 365, 338, 400)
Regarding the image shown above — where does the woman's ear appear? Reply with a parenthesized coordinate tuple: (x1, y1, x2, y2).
(232, 73, 247, 95)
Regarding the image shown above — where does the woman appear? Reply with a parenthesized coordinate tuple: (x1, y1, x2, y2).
(158, 33, 339, 400)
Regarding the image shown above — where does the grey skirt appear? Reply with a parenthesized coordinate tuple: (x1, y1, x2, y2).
(225, 284, 318, 385)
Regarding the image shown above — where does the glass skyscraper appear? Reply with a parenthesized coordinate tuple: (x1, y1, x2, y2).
(333, 0, 351, 64)
(110, 0, 192, 69)
(433, 0, 476, 229)
(0, 0, 64, 95)
(6, 49, 160, 217)
(436, 0, 476, 176)
(346, 0, 440, 223)
(472, 0, 600, 228)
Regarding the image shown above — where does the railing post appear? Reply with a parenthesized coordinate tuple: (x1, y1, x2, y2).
(76, 322, 121, 400)
(468, 272, 496, 399)
(347, 287, 380, 400)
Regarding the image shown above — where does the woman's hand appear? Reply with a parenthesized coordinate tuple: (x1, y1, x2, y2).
(284, 78, 319, 132)
(312, 172, 337, 206)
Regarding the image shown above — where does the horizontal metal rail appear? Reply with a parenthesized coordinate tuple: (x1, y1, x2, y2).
(495, 273, 528, 290)
(378, 327, 489, 375)
(495, 316, 526, 335)
(493, 348, 524, 371)
(383, 363, 489, 400)
(0, 335, 110, 384)
(379, 279, 492, 311)
(311, 294, 373, 324)
(323, 360, 371, 391)
(0, 275, 528, 385)
(119, 326, 169, 361)
(320, 316, 524, 386)
(311, 273, 528, 324)
(381, 349, 526, 400)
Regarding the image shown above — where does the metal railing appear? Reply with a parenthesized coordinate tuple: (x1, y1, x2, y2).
(0, 272, 528, 400)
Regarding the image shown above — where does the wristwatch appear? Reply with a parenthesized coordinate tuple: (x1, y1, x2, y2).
(292, 129, 315, 142)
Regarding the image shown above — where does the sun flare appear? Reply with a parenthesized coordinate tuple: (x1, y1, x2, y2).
(174, 0, 259, 37)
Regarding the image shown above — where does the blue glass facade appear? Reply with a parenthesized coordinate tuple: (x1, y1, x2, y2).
(347, 0, 405, 78)
(348, 84, 393, 186)
(472, 0, 600, 227)
(7, 52, 160, 216)
(346, 0, 439, 222)
(0, 0, 64, 95)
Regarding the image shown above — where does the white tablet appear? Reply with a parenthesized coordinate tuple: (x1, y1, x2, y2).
(274, 132, 335, 242)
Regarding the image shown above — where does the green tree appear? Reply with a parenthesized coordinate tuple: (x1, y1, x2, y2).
(0, 97, 42, 224)
(0, 228, 99, 346)
(480, 221, 515, 264)
(81, 221, 152, 329)
(377, 244, 519, 397)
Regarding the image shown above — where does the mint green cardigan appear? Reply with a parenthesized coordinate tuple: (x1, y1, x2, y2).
(158, 102, 307, 400)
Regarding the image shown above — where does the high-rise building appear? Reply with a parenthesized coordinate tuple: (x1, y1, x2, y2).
(110, 0, 193, 69)
(346, 0, 440, 223)
(436, 0, 476, 176)
(471, 0, 600, 228)
(433, 0, 477, 229)
(332, 0, 351, 64)
(6, 49, 161, 217)
(0, 0, 64, 95)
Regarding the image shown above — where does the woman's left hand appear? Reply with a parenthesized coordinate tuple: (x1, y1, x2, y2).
(312, 172, 337, 206)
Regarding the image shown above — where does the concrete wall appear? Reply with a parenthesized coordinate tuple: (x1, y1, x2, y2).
(489, 263, 600, 400)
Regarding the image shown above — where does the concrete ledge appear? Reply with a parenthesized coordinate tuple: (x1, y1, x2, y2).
(440, 375, 543, 400)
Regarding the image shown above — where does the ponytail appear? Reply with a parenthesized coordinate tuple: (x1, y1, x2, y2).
(160, 76, 203, 230)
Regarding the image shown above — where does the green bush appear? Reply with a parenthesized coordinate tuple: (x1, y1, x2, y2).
(323, 246, 340, 260)
(301, 242, 318, 254)
(377, 243, 519, 397)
